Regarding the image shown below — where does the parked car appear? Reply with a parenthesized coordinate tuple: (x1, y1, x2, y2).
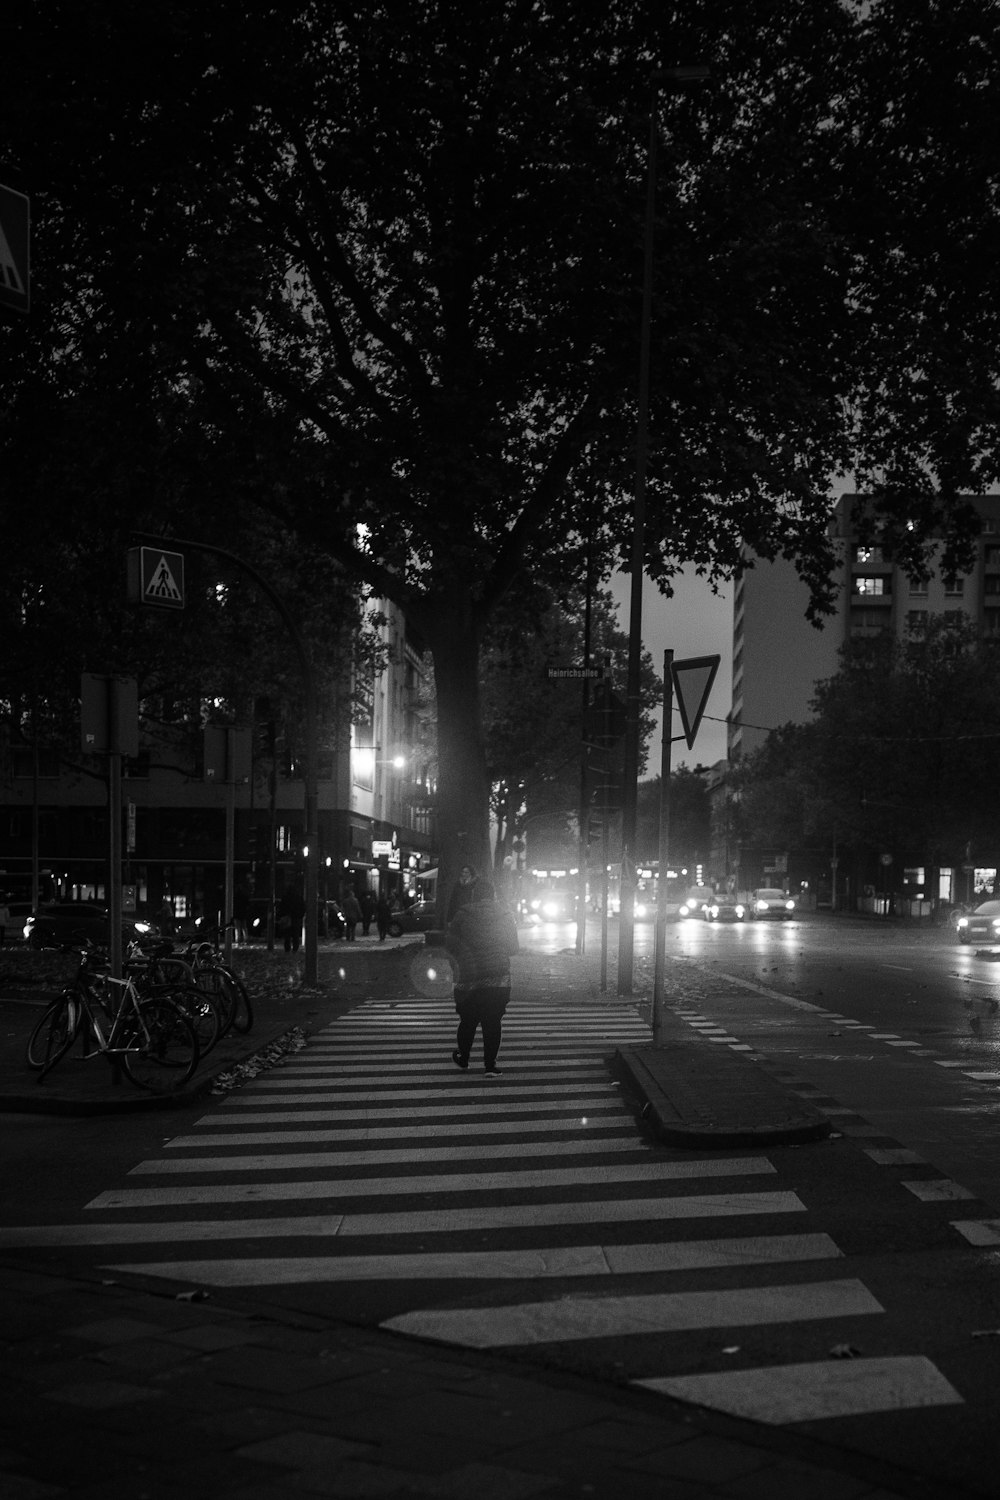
(750, 888, 797, 919)
(389, 899, 439, 936)
(956, 900, 1000, 946)
(23, 902, 157, 949)
(704, 897, 747, 923)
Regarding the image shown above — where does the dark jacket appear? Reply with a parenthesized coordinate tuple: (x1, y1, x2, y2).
(445, 897, 519, 991)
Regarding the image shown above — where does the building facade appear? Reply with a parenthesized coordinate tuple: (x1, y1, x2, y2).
(0, 599, 437, 934)
(722, 493, 1000, 909)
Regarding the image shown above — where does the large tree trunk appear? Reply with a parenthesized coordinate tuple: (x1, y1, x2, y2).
(423, 597, 493, 919)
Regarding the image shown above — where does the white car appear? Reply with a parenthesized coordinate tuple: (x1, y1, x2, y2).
(751, 888, 796, 919)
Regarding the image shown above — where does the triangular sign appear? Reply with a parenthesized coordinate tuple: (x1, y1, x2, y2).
(146, 555, 183, 603)
(671, 654, 720, 750)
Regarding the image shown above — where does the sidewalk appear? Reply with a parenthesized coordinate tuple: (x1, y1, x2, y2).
(0, 940, 943, 1499)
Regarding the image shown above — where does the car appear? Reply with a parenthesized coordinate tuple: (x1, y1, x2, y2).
(956, 900, 1000, 946)
(526, 889, 576, 923)
(750, 888, 796, 919)
(389, 899, 440, 936)
(678, 887, 712, 920)
(704, 897, 747, 923)
(23, 902, 157, 949)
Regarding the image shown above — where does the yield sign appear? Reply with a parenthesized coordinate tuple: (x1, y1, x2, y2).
(0, 183, 30, 315)
(671, 654, 720, 750)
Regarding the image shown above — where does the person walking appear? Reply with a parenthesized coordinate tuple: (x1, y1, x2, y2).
(446, 863, 479, 922)
(360, 889, 376, 937)
(375, 891, 392, 941)
(445, 878, 519, 1075)
(341, 887, 363, 941)
(277, 881, 305, 953)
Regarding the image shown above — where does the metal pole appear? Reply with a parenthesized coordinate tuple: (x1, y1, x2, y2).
(224, 728, 236, 968)
(617, 64, 707, 999)
(652, 650, 674, 1043)
(108, 690, 123, 981)
(617, 85, 659, 998)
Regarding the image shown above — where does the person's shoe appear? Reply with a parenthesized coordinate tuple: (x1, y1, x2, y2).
(484, 1065, 503, 1076)
(452, 1050, 469, 1070)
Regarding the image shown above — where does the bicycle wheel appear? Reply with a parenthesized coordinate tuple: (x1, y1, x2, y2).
(161, 981, 222, 1056)
(122, 997, 199, 1093)
(25, 994, 80, 1072)
(194, 967, 237, 1037)
(219, 966, 254, 1034)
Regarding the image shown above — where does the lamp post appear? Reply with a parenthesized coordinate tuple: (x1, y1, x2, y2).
(617, 64, 708, 998)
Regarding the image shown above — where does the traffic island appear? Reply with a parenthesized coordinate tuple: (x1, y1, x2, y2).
(617, 1043, 832, 1149)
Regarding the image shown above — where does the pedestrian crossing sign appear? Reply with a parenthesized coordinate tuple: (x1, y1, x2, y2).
(127, 546, 185, 610)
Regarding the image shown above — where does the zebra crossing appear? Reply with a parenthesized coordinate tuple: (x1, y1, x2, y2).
(0, 994, 968, 1428)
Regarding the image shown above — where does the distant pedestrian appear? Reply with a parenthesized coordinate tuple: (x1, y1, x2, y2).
(0, 895, 9, 946)
(445, 879, 519, 1075)
(341, 889, 363, 941)
(376, 892, 392, 941)
(277, 881, 305, 953)
(446, 864, 479, 922)
(360, 889, 376, 937)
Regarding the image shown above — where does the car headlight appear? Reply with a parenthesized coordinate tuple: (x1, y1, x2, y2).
(134, 921, 152, 934)
(957, 918, 968, 929)
(707, 904, 719, 919)
(734, 905, 745, 918)
(785, 901, 795, 912)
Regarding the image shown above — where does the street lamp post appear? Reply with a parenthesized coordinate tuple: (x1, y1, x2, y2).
(617, 64, 708, 998)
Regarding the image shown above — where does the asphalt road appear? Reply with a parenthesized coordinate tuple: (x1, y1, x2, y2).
(7, 912, 1000, 1496)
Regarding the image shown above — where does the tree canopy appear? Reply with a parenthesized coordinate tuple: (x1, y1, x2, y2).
(3, 0, 999, 906)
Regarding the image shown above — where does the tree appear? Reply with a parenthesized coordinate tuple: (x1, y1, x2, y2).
(480, 582, 658, 869)
(735, 620, 1000, 888)
(4, 0, 1000, 915)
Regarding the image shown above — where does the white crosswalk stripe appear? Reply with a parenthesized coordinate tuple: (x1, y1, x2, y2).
(2, 992, 965, 1427)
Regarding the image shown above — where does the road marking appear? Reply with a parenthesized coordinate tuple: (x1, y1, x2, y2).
(128, 1137, 653, 1174)
(221, 1083, 623, 1105)
(381, 1279, 882, 1347)
(639, 1356, 962, 1422)
(87, 1178, 808, 1213)
(103, 1235, 842, 1286)
(903, 1179, 977, 1202)
(199, 1098, 628, 1125)
(166, 1115, 643, 1147)
(951, 1220, 1000, 1246)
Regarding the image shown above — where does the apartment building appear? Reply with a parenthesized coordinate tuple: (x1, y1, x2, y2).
(728, 493, 1000, 761)
(721, 493, 1000, 907)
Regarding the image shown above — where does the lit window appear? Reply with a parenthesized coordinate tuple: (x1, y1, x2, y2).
(854, 576, 887, 596)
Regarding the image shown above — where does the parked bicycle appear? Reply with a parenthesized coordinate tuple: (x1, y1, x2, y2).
(25, 941, 199, 1092)
(124, 938, 223, 1056)
(179, 926, 254, 1038)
